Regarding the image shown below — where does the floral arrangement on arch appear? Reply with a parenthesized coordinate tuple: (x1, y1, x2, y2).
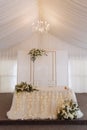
(28, 48, 47, 62)
(57, 99, 79, 120)
(15, 82, 38, 93)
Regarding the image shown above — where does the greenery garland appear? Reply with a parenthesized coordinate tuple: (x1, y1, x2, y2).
(15, 82, 38, 93)
(28, 48, 47, 62)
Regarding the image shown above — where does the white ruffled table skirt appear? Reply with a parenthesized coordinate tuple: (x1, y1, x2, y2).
(7, 87, 83, 120)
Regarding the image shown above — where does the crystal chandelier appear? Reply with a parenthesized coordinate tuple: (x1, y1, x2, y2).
(32, 20, 50, 33)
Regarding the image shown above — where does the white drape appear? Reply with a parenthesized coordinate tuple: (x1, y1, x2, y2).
(56, 51, 68, 86)
(69, 54, 87, 93)
(17, 51, 31, 84)
(0, 49, 17, 92)
(0, 0, 38, 49)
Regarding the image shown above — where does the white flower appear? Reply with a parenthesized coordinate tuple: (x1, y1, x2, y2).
(28, 48, 47, 62)
(68, 113, 74, 119)
(57, 100, 79, 120)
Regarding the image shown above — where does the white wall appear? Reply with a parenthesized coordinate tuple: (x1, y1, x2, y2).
(1, 32, 87, 92)
(37, 33, 87, 92)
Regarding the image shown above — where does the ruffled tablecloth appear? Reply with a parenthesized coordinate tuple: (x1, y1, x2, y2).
(7, 87, 83, 120)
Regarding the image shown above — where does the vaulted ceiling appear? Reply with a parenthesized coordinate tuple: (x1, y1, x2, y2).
(0, 0, 87, 49)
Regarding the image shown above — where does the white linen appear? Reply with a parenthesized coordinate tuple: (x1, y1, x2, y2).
(7, 87, 83, 120)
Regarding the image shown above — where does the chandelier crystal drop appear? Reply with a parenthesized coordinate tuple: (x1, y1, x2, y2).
(32, 20, 50, 33)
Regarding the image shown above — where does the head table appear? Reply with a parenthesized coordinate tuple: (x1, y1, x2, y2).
(7, 87, 83, 120)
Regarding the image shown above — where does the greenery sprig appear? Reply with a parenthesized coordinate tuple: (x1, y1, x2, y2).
(57, 100, 79, 120)
(28, 48, 47, 62)
(15, 82, 38, 93)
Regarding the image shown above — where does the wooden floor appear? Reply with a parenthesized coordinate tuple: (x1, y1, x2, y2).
(0, 93, 87, 130)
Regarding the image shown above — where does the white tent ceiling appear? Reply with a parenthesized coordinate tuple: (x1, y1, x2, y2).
(0, 0, 87, 49)
(0, 0, 38, 49)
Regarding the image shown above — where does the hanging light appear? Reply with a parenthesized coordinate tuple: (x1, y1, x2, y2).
(32, 20, 50, 33)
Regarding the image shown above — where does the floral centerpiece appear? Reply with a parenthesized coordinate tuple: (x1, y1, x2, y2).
(15, 82, 38, 93)
(28, 48, 47, 62)
(57, 100, 79, 120)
